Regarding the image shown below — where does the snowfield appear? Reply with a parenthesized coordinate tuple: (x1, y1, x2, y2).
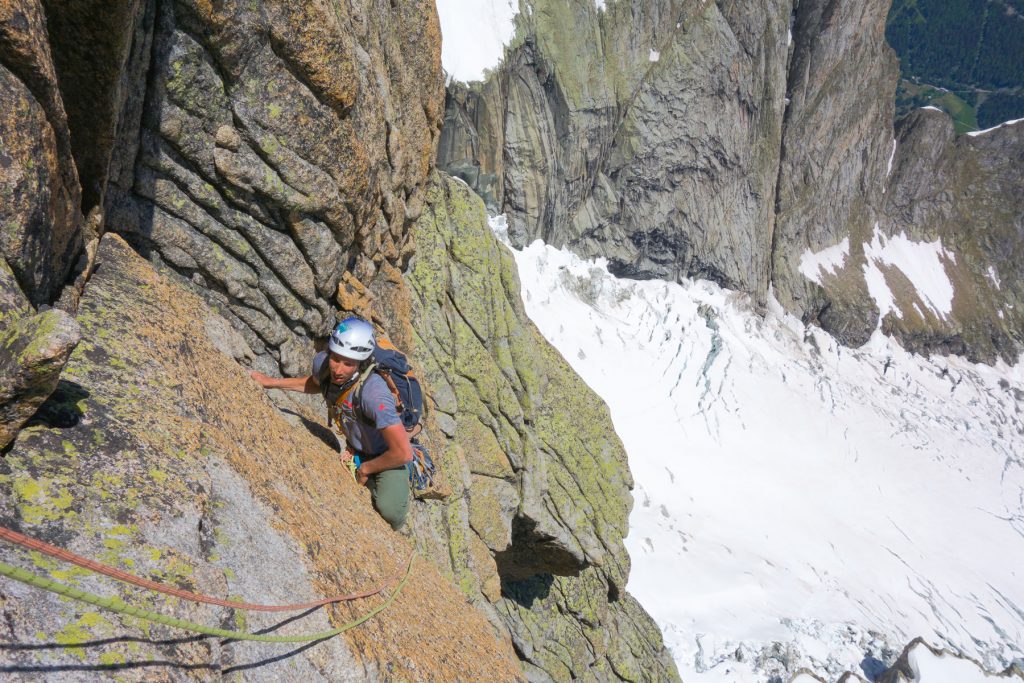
(495, 217, 1024, 682)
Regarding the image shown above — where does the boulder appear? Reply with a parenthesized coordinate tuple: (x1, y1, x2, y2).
(0, 305, 80, 450)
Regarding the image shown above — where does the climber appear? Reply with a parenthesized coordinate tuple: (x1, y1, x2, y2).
(249, 317, 413, 530)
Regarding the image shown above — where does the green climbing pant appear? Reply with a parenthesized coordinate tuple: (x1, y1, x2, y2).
(368, 466, 410, 530)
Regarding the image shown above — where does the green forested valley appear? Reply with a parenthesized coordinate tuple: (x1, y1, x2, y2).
(886, 0, 1024, 131)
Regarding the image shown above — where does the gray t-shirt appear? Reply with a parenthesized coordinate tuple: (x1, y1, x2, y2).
(312, 351, 401, 456)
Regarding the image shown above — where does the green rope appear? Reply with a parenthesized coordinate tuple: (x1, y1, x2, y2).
(0, 552, 414, 643)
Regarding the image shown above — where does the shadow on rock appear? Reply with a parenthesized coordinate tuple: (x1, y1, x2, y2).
(0, 605, 337, 675)
(279, 408, 341, 452)
(22, 380, 90, 430)
(500, 573, 554, 609)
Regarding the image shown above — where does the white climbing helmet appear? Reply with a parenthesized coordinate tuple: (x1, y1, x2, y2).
(327, 317, 376, 361)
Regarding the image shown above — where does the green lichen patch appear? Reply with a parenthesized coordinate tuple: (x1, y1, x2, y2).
(52, 612, 113, 659)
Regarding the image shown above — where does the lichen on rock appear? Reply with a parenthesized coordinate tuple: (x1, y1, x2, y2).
(406, 172, 680, 681)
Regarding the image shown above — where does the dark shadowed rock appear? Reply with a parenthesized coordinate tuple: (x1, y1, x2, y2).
(0, 0, 84, 308)
(0, 256, 30, 319)
(40, 0, 150, 217)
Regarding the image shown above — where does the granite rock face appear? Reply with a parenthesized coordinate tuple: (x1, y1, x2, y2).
(0, 0, 86, 449)
(441, 0, 793, 300)
(0, 234, 525, 681)
(101, 0, 445, 376)
(881, 112, 1024, 363)
(772, 0, 899, 346)
(405, 172, 680, 682)
(792, 110, 1024, 364)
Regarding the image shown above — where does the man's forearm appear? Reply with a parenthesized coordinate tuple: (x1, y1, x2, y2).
(360, 448, 412, 475)
(251, 371, 320, 394)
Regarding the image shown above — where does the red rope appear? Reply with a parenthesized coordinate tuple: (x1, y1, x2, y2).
(0, 525, 402, 612)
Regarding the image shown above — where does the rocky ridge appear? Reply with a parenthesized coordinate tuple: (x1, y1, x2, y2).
(405, 173, 677, 680)
(438, 0, 1024, 364)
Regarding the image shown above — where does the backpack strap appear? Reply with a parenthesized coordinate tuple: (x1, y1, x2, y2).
(333, 364, 422, 437)
(369, 368, 422, 437)
(327, 363, 376, 434)
(376, 369, 405, 414)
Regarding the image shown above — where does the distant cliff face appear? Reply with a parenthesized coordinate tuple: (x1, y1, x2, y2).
(879, 111, 1024, 361)
(1, 0, 677, 679)
(441, 0, 791, 299)
(439, 0, 1024, 364)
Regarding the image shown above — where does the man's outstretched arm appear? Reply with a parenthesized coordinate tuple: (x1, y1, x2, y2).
(250, 370, 321, 394)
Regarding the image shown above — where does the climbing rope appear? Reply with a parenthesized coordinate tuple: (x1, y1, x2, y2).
(0, 551, 414, 642)
(0, 525, 403, 611)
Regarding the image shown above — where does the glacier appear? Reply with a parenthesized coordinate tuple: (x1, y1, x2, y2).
(494, 216, 1024, 682)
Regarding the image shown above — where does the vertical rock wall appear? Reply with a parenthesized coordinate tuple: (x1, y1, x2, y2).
(406, 172, 680, 681)
(0, 0, 84, 307)
(103, 0, 445, 375)
(0, 0, 83, 450)
(772, 0, 899, 345)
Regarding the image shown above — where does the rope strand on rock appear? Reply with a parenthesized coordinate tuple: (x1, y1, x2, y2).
(0, 551, 414, 643)
(0, 525, 405, 612)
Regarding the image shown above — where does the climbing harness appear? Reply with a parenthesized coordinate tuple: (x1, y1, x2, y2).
(0, 525, 405, 611)
(0, 550, 415, 643)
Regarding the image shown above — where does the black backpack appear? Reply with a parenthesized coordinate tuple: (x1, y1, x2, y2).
(359, 339, 424, 436)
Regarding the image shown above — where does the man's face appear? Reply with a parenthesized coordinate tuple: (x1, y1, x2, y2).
(328, 352, 361, 384)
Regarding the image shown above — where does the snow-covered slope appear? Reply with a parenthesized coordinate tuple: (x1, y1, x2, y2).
(494, 216, 1024, 682)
